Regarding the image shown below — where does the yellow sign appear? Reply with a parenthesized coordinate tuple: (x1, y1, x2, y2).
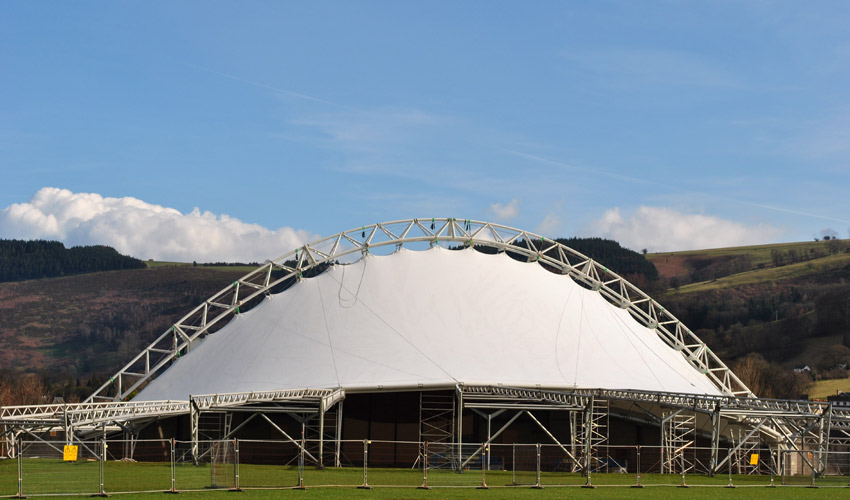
(749, 453, 759, 466)
(63, 445, 78, 462)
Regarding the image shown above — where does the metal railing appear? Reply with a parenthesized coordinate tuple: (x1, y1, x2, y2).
(4, 438, 850, 497)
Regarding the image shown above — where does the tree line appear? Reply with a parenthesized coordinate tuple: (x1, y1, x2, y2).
(0, 239, 146, 282)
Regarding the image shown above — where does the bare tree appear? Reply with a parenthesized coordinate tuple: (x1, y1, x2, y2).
(14, 374, 47, 405)
(732, 353, 775, 398)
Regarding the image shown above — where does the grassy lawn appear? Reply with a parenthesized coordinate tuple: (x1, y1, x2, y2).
(145, 260, 259, 272)
(2, 459, 848, 499)
(808, 377, 850, 399)
(649, 240, 840, 269)
(668, 253, 850, 294)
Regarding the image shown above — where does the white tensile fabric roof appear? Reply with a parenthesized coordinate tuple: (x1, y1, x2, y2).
(136, 247, 722, 401)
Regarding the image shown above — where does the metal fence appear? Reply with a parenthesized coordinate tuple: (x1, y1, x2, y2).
(2, 439, 850, 496)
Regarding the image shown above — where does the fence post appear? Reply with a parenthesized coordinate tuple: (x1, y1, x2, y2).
(726, 448, 735, 488)
(418, 442, 431, 489)
(632, 445, 643, 488)
(166, 438, 177, 493)
(769, 450, 776, 488)
(532, 443, 543, 489)
(16, 437, 23, 499)
(296, 432, 306, 489)
(357, 439, 372, 489)
(809, 457, 818, 488)
(512, 444, 516, 486)
(582, 442, 594, 489)
(477, 443, 488, 489)
(230, 439, 242, 492)
(98, 438, 106, 497)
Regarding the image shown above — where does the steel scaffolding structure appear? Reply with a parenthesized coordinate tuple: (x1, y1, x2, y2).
(2, 218, 848, 475)
(3, 384, 850, 474)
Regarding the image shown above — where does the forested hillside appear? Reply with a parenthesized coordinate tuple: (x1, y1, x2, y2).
(0, 240, 145, 283)
(650, 239, 850, 399)
(0, 264, 247, 404)
(555, 237, 659, 290)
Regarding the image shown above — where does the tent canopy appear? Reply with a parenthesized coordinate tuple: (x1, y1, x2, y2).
(136, 247, 722, 401)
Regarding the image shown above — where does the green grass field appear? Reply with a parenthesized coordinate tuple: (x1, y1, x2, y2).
(145, 260, 259, 272)
(667, 253, 850, 294)
(2, 459, 848, 499)
(649, 240, 841, 269)
(808, 377, 850, 399)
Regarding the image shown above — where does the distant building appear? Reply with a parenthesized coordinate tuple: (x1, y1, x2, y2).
(827, 392, 850, 408)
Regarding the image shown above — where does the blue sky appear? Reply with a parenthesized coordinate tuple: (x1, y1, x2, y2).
(2, 1, 849, 261)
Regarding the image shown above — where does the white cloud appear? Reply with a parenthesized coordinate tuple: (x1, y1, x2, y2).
(536, 213, 561, 236)
(0, 187, 315, 262)
(489, 198, 520, 220)
(590, 206, 783, 252)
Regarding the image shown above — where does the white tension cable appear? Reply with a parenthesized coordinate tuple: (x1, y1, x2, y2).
(136, 246, 722, 400)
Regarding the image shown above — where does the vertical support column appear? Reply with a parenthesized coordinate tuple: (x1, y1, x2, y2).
(709, 404, 721, 477)
(64, 408, 72, 446)
(583, 396, 594, 482)
(477, 443, 489, 489)
(533, 443, 542, 489)
(418, 442, 431, 489)
(231, 439, 241, 492)
(815, 411, 825, 478)
(486, 413, 492, 471)
(357, 439, 372, 489)
(168, 438, 177, 494)
(456, 387, 463, 470)
(569, 411, 578, 472)
(297, 430, 306, 489)
(769, 445, 776, 487)
(816, 403, 832, 476)
(632, 445, 643, 488)
(726, 448, 735, 488)
(96, 437, 106, 497)
(16, 437, 23, 499)
(335, 400, 343, 468)
(190, 401, 199, 465)
(318, 400, 325, 468)
(512, 444, 516, 486)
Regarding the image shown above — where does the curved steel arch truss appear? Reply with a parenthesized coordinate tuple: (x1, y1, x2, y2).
(86, 218, 754, 402)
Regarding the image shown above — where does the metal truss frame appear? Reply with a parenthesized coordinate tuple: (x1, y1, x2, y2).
(187, 388, 344, 465)
(87, 218, 754, 403)
(455, 385, 850, 476)
(1, 388, 344, 460)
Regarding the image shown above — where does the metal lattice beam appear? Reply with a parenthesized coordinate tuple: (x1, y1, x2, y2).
(86, 218, 755, 402)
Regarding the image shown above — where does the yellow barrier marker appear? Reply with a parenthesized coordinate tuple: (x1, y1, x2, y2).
(63, 444, 78, 461)
(750, 453, 759, 466)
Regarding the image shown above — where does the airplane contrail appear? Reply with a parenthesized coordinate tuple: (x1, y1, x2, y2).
(190, 65, 342, 107)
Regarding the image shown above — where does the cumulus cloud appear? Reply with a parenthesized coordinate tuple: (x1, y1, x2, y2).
(0, 187, 315, 262)
(489, 198, 520, 220)
(536, 213, 561, 236)
(591, 206, 783, 252)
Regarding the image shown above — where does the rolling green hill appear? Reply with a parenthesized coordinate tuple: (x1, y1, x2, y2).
(648, 239, 850, 399)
